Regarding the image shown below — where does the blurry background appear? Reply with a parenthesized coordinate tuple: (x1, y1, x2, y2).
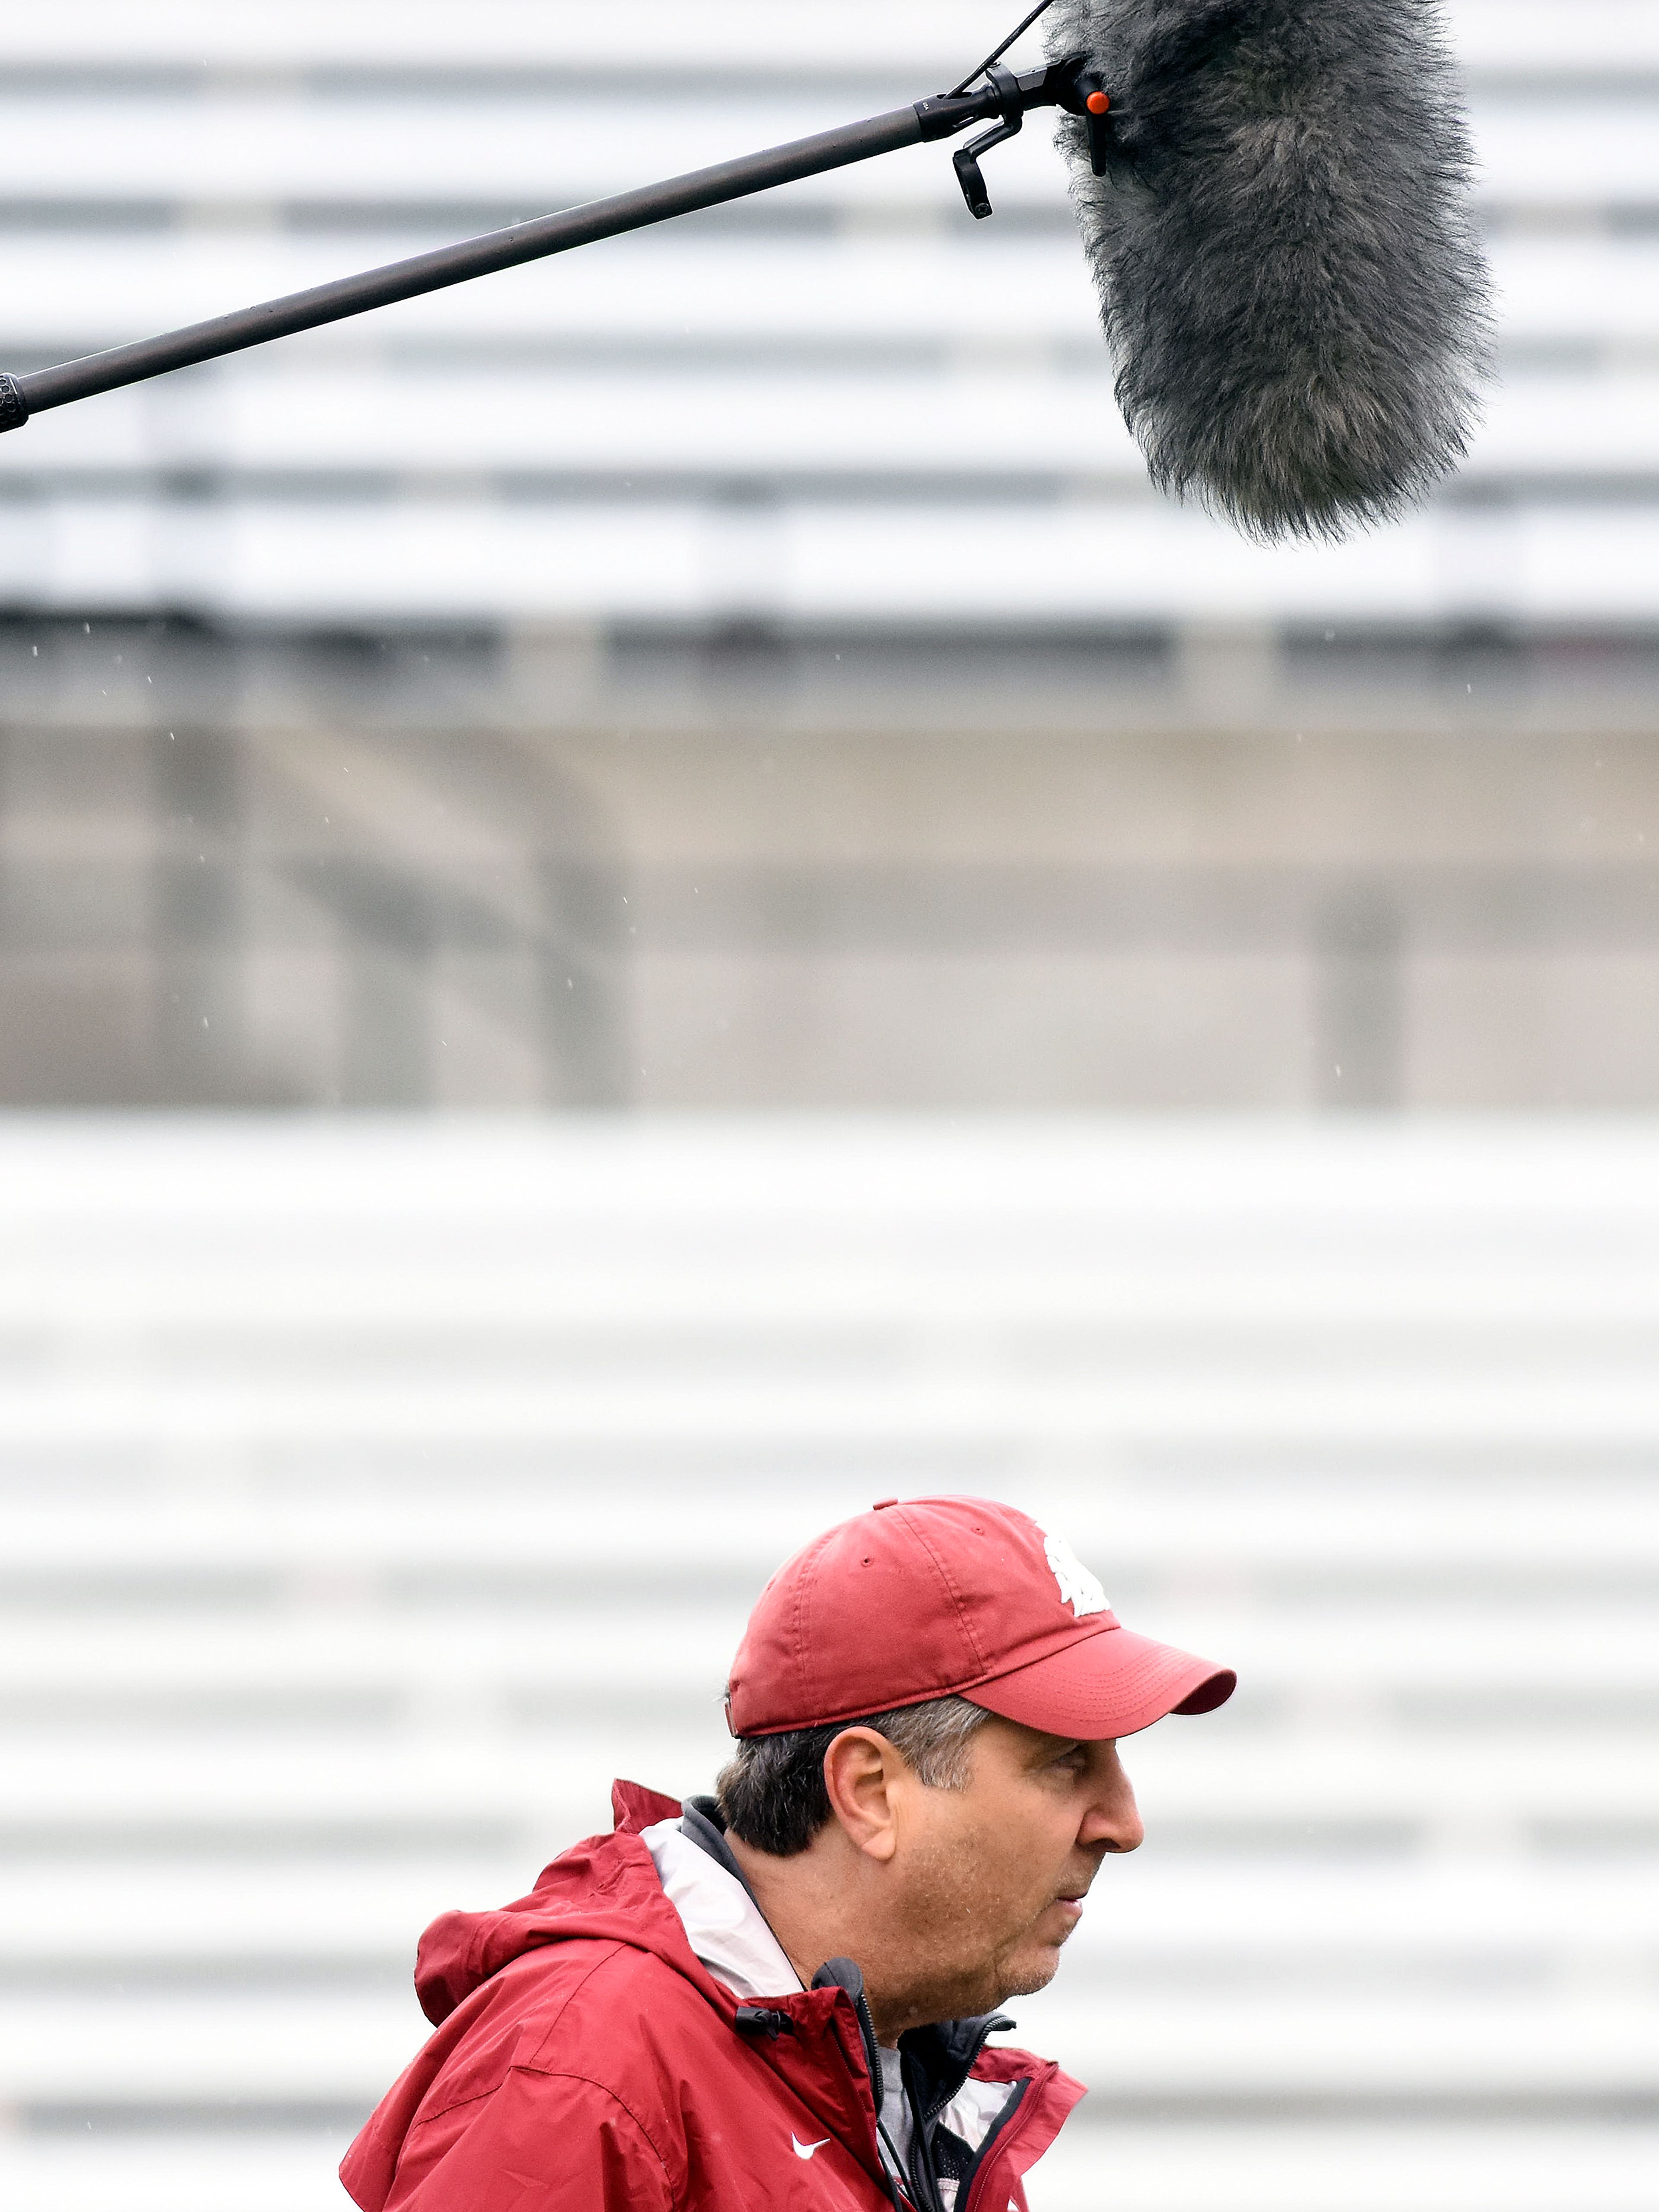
(0, 4, 1656, 2210)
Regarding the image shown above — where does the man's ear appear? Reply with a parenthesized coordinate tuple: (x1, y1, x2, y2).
(821, 1727, 903, 1863)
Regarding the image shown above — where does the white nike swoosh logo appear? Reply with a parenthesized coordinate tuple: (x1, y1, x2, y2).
(791, 2135, 831, 2160)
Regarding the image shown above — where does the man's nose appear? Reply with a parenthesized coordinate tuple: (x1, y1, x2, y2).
(1081, 1747, 1145, 1854)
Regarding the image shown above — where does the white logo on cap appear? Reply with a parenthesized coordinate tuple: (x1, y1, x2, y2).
(1044, 1530, 1109, 1618)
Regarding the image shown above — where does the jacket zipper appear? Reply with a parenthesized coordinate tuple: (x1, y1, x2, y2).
(854, 1985, 914, 2212)
(957, 2067, 1052, 2212)
(811, 1963, 1033, 2212)
(811, 1960, 904, 2209)
(908, 2012, 1013, 2212)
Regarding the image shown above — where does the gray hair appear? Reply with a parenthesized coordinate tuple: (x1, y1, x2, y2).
(716, 1695, 991, 1857)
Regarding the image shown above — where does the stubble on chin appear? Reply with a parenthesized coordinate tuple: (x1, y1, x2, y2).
(895, 1841, 1074, 2022)
(988, 1942, 1065, 2005)
(893, 1925, 1065, 2030)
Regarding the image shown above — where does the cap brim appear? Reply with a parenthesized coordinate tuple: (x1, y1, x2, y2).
(963, 1624, 1235, 1741)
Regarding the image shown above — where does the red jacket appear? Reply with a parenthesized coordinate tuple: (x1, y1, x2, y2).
(342, 1781, 1084, 2212)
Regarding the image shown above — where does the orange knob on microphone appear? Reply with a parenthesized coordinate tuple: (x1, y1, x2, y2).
(1085, 91, 1111, 114)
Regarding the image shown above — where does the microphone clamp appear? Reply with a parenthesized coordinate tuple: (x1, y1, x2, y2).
(950, 64, 1028, 222)
(916, 55, 1112, 220)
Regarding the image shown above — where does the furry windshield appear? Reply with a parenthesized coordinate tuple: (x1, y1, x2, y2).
(1046, 0, 1494, 540)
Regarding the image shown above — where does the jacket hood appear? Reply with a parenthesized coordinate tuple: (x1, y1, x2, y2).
(414, 1779, 713, 2026)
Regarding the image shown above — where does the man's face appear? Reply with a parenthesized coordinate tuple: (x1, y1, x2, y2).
(878, 1715, 1143, 2031)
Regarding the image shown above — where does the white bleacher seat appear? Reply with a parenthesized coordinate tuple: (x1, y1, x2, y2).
(0, 89, 1651, 211)
(0, 2, 1654, 78)
(3, 234, 1657, 362)
(7, 494, 1659, 624)
(8, 360, 1659, 487)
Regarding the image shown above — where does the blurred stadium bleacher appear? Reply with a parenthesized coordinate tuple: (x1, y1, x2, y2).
(0, 0, 1656, 625)
(1, 1116, 1657, 2209)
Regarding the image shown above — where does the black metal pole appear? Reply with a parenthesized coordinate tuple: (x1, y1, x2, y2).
(0, 64, 1080, 434)
(0, 105, 928, 429)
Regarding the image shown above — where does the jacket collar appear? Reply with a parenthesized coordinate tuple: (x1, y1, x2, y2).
(641, 1805, 803, 2003)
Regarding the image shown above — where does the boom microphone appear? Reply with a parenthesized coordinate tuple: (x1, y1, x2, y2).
(0, 4, 1491, 544)
(1046, 0, 1494, 539)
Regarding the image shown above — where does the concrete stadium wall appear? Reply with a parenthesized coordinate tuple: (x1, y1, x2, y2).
(2, 620, 1657, 1111)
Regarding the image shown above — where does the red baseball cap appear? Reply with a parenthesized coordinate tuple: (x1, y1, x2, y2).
(725, 1496, 1235, 1741)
